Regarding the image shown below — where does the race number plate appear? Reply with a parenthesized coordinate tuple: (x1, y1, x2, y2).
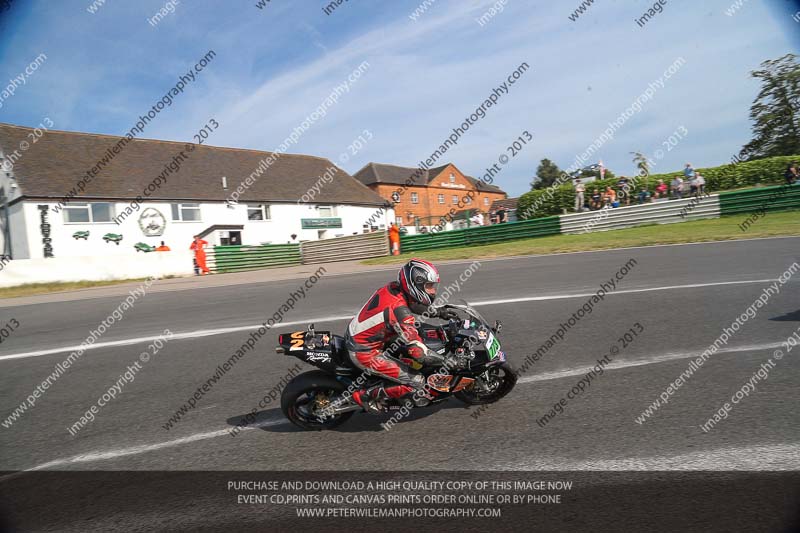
(486, 332, 501, 360)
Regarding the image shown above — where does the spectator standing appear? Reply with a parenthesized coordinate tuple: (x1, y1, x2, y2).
(684, 163, 695, 180)
(388, 223, 400, 255)
(574, 179, 586, 212)
(637, 187, 650, 204)
(785, 162, 798, 185)
(671, 176, 684, 199)
(155, 241, 171, 251)
(190, 235, 210, 275)
(496, 208, 507, 224)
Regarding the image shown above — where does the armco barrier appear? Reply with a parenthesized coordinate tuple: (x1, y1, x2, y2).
(559, 195, 721, 234)
(400, 216, 561, 253)
(300, 231, 389, 264)
(718, 183, 800, 216)
(208, 244, 301, 273)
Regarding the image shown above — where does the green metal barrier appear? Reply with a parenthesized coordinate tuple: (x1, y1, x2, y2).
(718, 183, 800, 216)
(400, 216, 561, 253)
(210, 244, 301, 273)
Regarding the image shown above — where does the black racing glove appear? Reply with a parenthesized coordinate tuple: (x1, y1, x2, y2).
(434, 307, 460, 321)
(419, 350, 447, 367)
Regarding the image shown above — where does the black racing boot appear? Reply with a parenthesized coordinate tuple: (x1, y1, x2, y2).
(353, 385, 388, 414)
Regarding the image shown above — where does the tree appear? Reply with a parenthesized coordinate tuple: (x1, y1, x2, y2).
(740, 54, 800, 160)
(630, 151, 650, 178)
(630, 151, 651, 188)
(576, 165, 615, 181)
(531, 158, 563, 190)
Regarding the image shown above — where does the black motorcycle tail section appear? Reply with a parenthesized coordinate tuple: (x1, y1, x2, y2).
(277, 330, 347, 373)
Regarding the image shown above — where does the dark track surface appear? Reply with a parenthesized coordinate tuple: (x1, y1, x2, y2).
(1, 238, 799, 531)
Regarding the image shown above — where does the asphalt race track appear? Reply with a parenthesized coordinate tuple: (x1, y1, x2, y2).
(1, 237, 799, 531)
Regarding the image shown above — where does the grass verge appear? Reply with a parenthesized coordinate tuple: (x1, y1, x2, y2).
(0, 279, 150, 300)
(363, 210, 800, 264)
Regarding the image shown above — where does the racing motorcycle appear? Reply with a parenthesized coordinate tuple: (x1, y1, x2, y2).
(275, 302, 517, 430)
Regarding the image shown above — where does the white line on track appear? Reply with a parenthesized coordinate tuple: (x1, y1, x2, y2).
(0, 278, 782, 363)
(7, 339, 788, 473)
(499, 443, 800, 470)
(472, 278, 777, 306)
(0, 316, 353, 362)
(519, 341, 785, 383)
(19, 418, 286, 472)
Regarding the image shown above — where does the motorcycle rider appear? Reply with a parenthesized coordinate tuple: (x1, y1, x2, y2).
(346, 258, 457, 412)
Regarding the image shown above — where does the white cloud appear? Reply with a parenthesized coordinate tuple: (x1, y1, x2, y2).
(2, 0, 795, 196)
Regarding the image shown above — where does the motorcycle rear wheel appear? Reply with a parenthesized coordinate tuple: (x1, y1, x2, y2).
(281, 371, 355, 431)
(454, 362, 517, 405)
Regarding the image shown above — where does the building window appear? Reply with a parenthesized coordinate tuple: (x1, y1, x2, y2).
(484, 197, 490, 206)
(247, 204, 270, 221)
(318, 205, 337, 217)
(219, 230, 242, 246)
(395, 216, 403, 225)
(452, 195, 458, 204)
(63, 202, 115, 223)
(449, 173, 455, 183)
(411, 192, 419, 204)
(438, 194, 445, 204)
(171, 203, 201, 221)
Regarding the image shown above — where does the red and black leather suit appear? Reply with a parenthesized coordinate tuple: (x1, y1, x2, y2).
(346, 281, 429, 405)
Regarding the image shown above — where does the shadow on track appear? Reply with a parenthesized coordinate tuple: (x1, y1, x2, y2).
(770, 309, 800, 321)
(225, 401, 473, 434)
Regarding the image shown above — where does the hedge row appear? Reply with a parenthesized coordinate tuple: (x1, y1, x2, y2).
(518, 155, 800, 219)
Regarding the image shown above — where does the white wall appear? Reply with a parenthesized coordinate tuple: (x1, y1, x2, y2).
(0, 250, 195, 288)
(293, 203, 395, 242)
(15, 200, 394, 259)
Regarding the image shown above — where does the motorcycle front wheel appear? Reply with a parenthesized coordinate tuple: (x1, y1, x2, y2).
(280, 371, 355, 431)
(455, 362, 517, 405)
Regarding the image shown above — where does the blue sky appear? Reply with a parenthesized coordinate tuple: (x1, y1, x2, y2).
(1, 0, 798, 197)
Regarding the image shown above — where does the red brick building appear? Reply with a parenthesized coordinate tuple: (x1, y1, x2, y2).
(353, 162, 506, 229)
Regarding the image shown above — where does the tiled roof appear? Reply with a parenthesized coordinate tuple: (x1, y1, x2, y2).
(354, 162, 504, 194)
(490, 197, 518, 210)
(0, 123, 386, 205)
